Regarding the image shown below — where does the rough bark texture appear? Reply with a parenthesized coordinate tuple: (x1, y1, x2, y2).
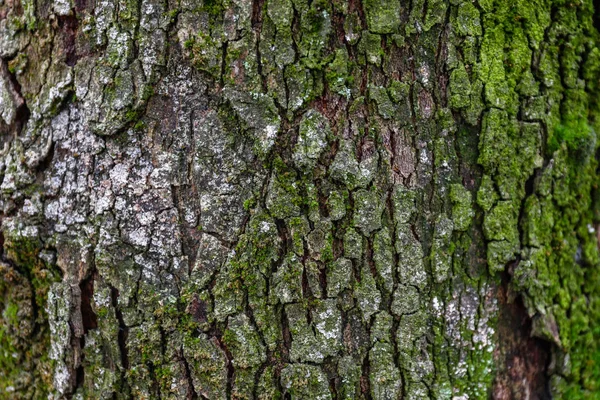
(0, 0, 599, 398)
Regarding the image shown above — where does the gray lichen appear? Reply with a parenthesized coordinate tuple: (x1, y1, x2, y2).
(1, 0, 599, 398)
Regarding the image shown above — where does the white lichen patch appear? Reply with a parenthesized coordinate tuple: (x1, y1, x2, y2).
(0, 71, 22, 125)
(293, 109, 330, 171)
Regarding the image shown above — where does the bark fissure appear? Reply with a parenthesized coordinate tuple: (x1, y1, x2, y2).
(1, 0, 599, 397)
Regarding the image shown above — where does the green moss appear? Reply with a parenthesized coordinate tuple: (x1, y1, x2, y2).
(133, 119, 146, 131)
(189, 31, 223, 77)
(391, 285, 419, 316)
(0, 231, 57, 397)
(325, 48, 352, 97)
(0, 325, 19, 391)
(454, 2, 482, 36)
(358, 31, 383, 66)
(21, 0, 37, 31)
(450, 184, 474, 231)
(281, 363, 331, 399)
(273, 254, 303, 304)
(4, 0, 598, 397)
(243, 197, 257, 211)
(449, 63, 472, 109)
(511, 111, 600, 394)
(483, 200, 518, 243)
(224, 314, 265, 369)
(479, 26, 511, 110)
(363, 0, 401, 34)
(337, 356, 361, 399)
(352, 189, 383, 235)
(287, 216, 310, 256)
(266, 169, 302, 218)
(354, 266, 380, 321)
(369, 85, 394, 119)
(141, 85, 154, 101)
(7, 53, 27, 75)
(343, 227, 363, 259)
(183, 38, 194, 49)
(285, 64, 317, 115)
(298, 1, 333, 70)
(327, 190, 347, 221)
(307, 222, 334, 262)
(183, 333, 228, 398)
(164, 8, 179, 23)
(326, 258, 352, 297)
(200, 0, 225, 19)
(516, 69, 540, 97)
(3, 303, 18, 327)
(430, 216, 454, 283)
(422, 0, 447, 31)
(372, 228, 394, 292)
(286, 300, 341, 362)
(388, 80, 410, 104)
(548, 119, 595, 154)
(369, 341, 402, 398)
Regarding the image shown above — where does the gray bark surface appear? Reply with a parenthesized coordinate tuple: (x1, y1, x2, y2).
(0, 0, 599, 398)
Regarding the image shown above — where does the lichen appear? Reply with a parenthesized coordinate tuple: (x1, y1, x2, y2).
(293, 109, 331, 171)
(2, 0, 600, 397)
(363, 0, 401, 34)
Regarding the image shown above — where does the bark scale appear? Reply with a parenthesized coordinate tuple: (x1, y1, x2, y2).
(0, 0, 599, 398)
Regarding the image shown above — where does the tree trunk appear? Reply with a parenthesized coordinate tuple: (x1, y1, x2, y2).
(0, 0, 599, 398)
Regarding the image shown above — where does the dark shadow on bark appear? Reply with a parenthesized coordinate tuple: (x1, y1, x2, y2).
(493, 270, 552, 400)
(58, 14, 78, 67)
(111, 287, 129, 370)
(0, 60, 29, 142)
(79, 274, 98, 333)
(593, 0, 600, 33)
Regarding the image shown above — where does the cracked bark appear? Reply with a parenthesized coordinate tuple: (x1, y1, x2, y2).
(0, 0, 600, 399)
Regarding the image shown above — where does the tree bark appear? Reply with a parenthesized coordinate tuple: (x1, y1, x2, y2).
(0, 0, 599, 398)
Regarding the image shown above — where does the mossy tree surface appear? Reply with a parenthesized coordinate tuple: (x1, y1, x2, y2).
(0, 0, 599, 398)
